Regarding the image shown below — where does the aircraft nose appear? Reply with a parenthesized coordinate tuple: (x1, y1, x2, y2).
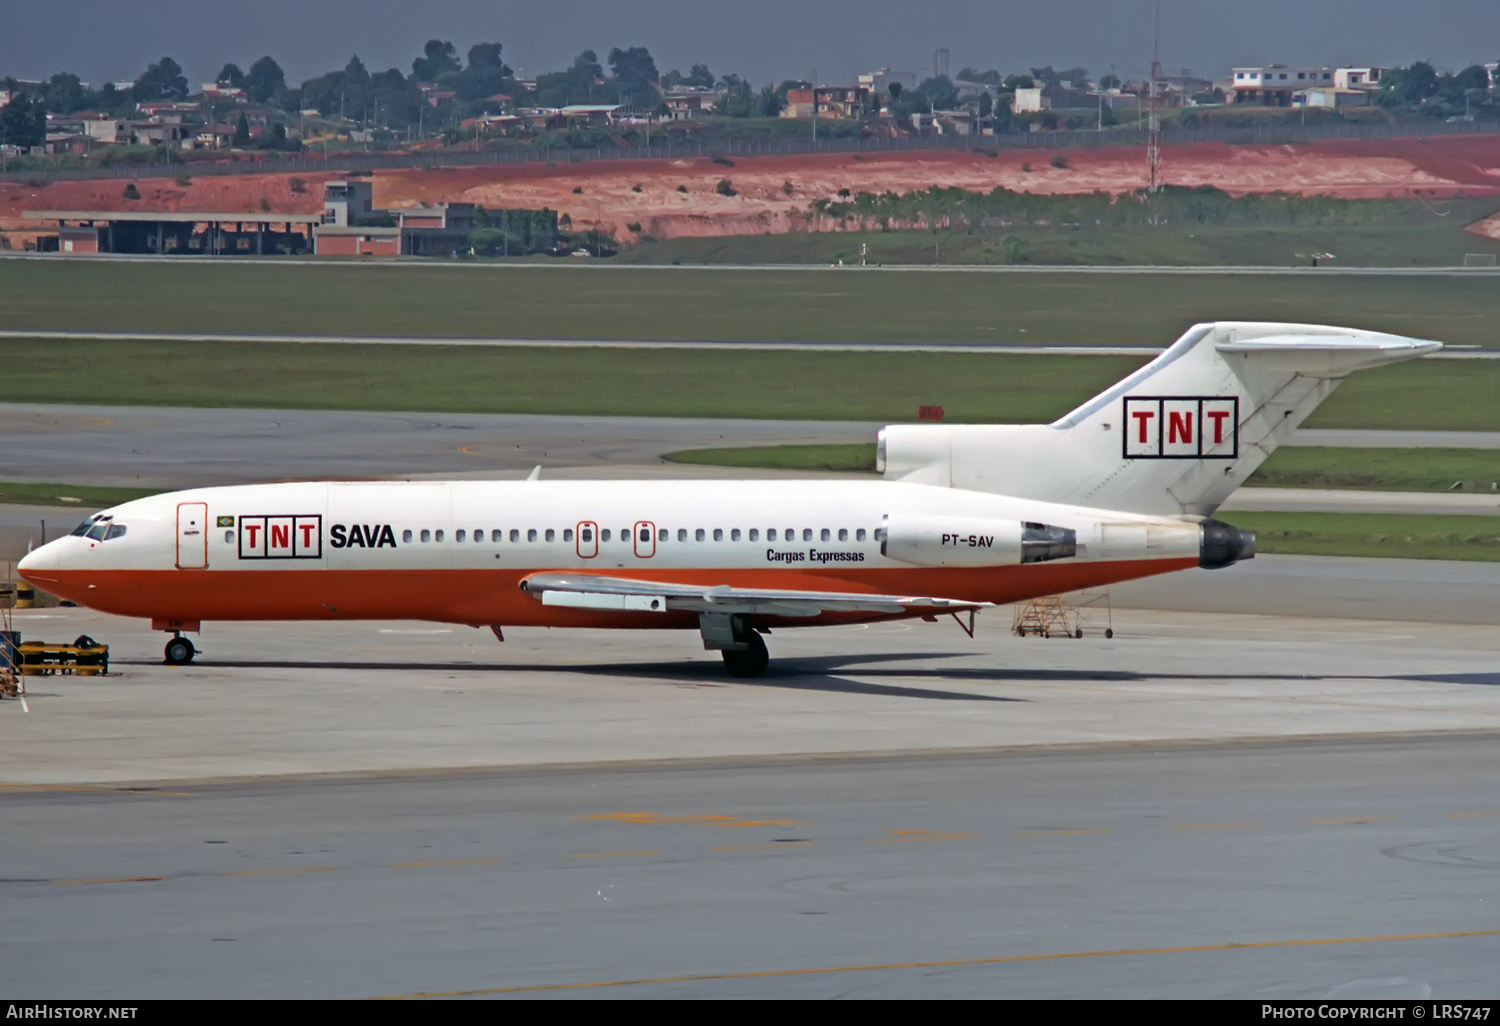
(18, 539, 63, 580)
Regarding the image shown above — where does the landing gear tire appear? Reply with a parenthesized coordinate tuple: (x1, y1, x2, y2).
(164, 636, 195, 666)
(721, 631, 769, 678)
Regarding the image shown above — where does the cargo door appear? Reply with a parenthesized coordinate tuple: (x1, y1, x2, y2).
(176, 502, 209, 569)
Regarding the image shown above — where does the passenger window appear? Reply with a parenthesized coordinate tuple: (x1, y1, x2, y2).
(658, 528, 667, 542)
(404, 529, 413, 543)
(474, 529, 483, 543)
(749, 528, 759, 541)
(435, 530, 445, 542)
(786, 528, 795, 540)
(456, 530, 467, 542)
(492, 529, 503, 542)
(581, 527, 593, 542)
(640, 528, 650, 543)
(768, 529, 777, 541)
(421, 529, 431, 543)
(601, 529, 611, 542)
(224, 530, 235, 543)
(695, 529, 705, 541)
(510, 529, 520, 542)
(856, 528, 867, 541)
(620, 528, 629, 541)
(838, 528, 848, 541)
(731, 528, 741, 541)
(564, 528, 574, 542)
(802, 529, 812, 542)
(713, 528, 723, 541)
(677, 529, 687, 542)
(820, 528, 831, 541)
(545, 529, 555, 542)
(527, 529, 537, 542)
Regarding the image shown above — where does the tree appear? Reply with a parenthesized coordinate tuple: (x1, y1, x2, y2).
(0, 93, 45, 149)
(609, 46, 659, 106)
(1380, 62, 1439, 105)
(44, 72, 87, 114)
(758, 83, 783, 117)
(233, 112, 250, 146)
(133, 56, 188, 100)
(217, 63, 245, 88)
(246, 56, 286, 103)
(918, 76, 958, 110)
(1003, 74, 1035, 91)
(412, 39, 460, 81)
(979, 91, 993, 117)
(687, 63, 714, 88)
(1098, 73, 1122, 90)
(888, 81, 902, 100)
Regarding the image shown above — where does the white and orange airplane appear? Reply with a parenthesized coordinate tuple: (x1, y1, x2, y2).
(18, 322, 1438, 676)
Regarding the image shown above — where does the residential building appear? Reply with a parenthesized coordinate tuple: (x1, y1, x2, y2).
(1230, 65, 1335, 106)
(662, 88, 725, 120)
(1334, 67, 1386, 91)
(858, 68, 916, 96)
(1011, 85, 1093, 114)
(781, 86, 874, 119)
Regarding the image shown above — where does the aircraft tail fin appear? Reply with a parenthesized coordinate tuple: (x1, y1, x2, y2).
(879, 322, 1441, 518)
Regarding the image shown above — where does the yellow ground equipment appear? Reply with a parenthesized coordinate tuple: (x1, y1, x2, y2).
(16, 635, 110, 676)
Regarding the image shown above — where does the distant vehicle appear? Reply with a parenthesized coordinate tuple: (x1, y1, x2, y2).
(20, 323, 1439, 677)
(1446, 115, 1475, 123)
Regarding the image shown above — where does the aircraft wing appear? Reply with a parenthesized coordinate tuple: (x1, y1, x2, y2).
(519, 572, 990, 618)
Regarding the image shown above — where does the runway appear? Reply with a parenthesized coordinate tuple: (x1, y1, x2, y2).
(6, 329, 1493, 357)
(3, 403, 1495, 491)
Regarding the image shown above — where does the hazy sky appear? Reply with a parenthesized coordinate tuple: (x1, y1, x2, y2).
(4, 1, 1497, 89)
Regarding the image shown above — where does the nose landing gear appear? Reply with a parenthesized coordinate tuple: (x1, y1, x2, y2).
(164, 634, 196, 665)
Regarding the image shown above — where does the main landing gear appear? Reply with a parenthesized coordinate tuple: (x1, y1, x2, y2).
(164, 634, 196, 666)
(700, 612, 770, 678)
(722, 631, 769, 679)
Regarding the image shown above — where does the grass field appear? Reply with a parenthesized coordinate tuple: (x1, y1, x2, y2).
(1251, 448, 1500, 492)
(1220, 512, 1500, 561)
(666, 444, 879, 472)
(624, 223, 1500, 270)
(3, 262, 1500, 348)
(1, 339, 1496, 429)
(0, 482, 156, 508)
(666, 444, 1500, 490)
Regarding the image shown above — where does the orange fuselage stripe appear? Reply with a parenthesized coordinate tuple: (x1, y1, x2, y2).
(27, 558, 1195, 627)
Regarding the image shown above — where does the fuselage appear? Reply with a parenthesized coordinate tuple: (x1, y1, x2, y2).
(19, 478, 1202, 630)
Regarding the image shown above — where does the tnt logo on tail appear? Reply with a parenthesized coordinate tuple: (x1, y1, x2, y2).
(1123, 396, 1239, 460)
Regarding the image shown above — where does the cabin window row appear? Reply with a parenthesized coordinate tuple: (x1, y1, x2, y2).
(392, 527, 871, 544)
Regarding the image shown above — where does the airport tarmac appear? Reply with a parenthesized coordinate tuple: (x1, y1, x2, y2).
(3, 589, 1499, 998)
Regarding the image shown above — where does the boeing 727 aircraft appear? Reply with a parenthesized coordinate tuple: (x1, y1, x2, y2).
(18, 322, 1439, 676)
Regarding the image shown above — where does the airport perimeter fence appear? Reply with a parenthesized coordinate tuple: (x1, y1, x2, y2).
(3, 116, 1498, 185)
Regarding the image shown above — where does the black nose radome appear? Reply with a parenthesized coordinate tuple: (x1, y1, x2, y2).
(1200, 519, 1256, 569)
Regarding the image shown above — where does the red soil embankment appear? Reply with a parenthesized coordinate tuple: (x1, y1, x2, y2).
(4, 135, 1499, 248)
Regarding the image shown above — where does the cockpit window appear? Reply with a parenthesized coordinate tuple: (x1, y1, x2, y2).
(85, 521, 110, 541)
(70, 517, 100, 537)
(104, 524, 127, 541)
